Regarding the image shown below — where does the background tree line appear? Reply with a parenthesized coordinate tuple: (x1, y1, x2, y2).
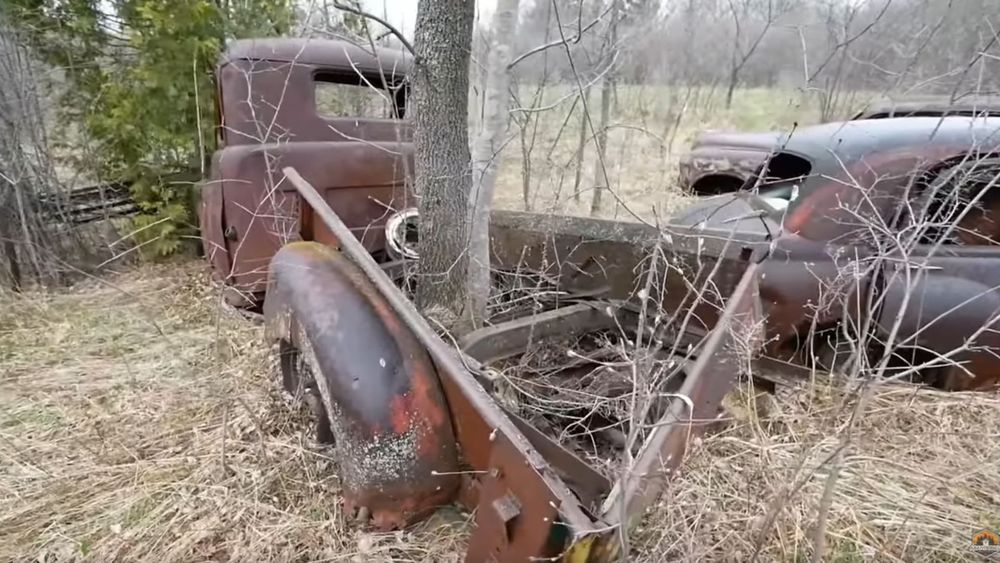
(509, 0, 998, 102)
(1, 0, 997, 293)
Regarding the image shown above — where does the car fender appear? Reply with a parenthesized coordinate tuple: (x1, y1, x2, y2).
(878, 269, 1000, 378)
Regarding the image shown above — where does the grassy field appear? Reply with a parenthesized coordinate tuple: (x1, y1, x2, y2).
(0, 262, 470, 562)
(2, 260, 998, 562)
(489, 85, 843, 221)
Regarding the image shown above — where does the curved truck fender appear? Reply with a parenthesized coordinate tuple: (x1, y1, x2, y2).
(262, 241, 460, 529)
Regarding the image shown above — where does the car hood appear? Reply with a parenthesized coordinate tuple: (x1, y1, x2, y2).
(670, 193, 780, 237)
(691, 130, 782, 151)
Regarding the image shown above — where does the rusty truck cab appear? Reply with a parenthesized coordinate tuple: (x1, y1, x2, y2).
(199, 38, 413, 306)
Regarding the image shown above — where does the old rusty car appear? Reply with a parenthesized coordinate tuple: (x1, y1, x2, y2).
(678, 116, 1000, 391)
(679, 95, 1000, 195)
(197, 38, 1000, 561)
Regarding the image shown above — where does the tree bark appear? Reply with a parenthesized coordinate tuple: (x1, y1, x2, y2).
(413, 0, 476, 330)
(468, 0, 520, 327)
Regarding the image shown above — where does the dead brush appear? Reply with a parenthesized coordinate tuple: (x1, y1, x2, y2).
(632, 380, 1000, 562)
(478, 307, 1000, 562)
(0, 261, 470, 563)
(2, 247, 998, 562)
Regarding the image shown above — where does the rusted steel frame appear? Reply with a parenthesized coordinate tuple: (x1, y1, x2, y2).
(500, 405, 612, 511)
(282, 167, 610, 561)
(486, 285, 613, 325)
(460, 304, 626, 509)
(460, 302, 637, 364)
(599, 260, 763, 527)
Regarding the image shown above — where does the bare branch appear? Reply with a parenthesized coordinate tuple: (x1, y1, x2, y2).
(507, 5, 612, 70)
(331, 1, 416, 57)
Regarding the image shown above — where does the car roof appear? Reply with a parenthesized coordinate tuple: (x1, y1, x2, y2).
(856, 95, 1000, 118)
(776, 116, 1000, 166)
(221, 38, 412, 76)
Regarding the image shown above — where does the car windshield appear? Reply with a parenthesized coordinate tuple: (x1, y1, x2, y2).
(748, 152, 809, 216)
(758, 183, 800, 212)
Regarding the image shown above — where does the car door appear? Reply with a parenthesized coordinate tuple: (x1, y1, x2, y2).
(876, 245, 1000, 389)
(874, 160, 1000, 390)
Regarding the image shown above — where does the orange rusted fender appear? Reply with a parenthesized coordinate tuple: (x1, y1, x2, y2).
(263, 241, 460, 529)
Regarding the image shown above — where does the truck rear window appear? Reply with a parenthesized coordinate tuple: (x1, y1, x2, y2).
(314, 72, 404, 119)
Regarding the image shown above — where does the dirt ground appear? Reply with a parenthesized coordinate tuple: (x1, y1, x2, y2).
(2, 260, 999, 562)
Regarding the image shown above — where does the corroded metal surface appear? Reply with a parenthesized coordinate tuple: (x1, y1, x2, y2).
(263, 241, 460, 530)
(460, 302, 638, 365)
(282, 168, 617, 562)
(200, 38, 413, 299)
(490, 209, 770, 339)
(600, 259, 764, 526)
(460, 304, 628, 510)
(679, 105, 1000, 193)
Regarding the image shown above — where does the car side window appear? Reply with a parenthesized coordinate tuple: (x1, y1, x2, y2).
(908, 159, 1000, 247)
(314, 72, 405, 119)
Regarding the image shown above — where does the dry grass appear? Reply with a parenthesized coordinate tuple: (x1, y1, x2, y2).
(2, 260, 998, 562)
(635, 381, 1000, 562)
(0, 261, 469, 563)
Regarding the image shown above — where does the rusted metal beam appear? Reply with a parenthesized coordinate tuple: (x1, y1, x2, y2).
(282, 167, 612, 561)
(599, 260, 763, 527)
(460, 302, 637, 364)
(500, 407, 612, 510)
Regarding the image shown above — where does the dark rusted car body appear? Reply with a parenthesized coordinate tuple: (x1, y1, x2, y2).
(679, 96, 1000, 194)
(682, 116, 1000, 390)
(199, 38, 412, 304)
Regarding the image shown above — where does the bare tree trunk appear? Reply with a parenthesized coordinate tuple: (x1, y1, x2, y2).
(725, 66, 739, 109)
(4, 239, 20, 291)
(519, 115, 532, 210)
(572, 89, 589, 203)
(467, 0, 520, 328)
(413, 0, 476, 330)
(590, 0, 619, 217)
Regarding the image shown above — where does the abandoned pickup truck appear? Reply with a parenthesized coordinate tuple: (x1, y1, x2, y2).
(679, 96, 1000, 195)
(199, 37, 766, 561)
(197, 37, 1000, 561)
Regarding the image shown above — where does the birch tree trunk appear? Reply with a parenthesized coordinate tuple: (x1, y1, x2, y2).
(467, 0, 520, 327)
(413, 0, 476, 330)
